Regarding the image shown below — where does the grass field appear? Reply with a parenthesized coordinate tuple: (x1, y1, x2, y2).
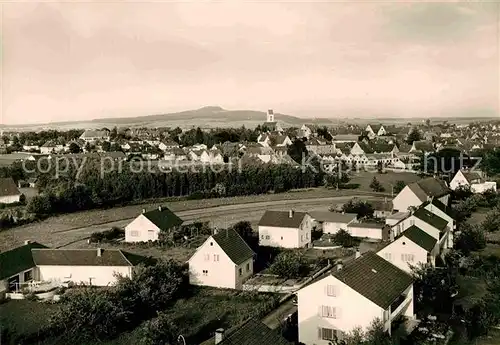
(350, 171, 421, 194)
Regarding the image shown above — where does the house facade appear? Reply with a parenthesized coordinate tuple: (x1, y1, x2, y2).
(377, 225, 438, 273)
(258, 210, 313, 248)
(0, 177, 22, 204)
(188, 228, 254, 289)
(309, 212, 357, 234)
(392, 177, 450, 213)
(125, 206, 183, 242)
(297, 252, 414, 345)
(449, 170, 497, 193)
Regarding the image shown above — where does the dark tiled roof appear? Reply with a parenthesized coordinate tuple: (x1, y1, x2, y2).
(370, 200, 393, 211)
(31, 248, 134, 266)
(413, 207, 448, 231)
(402, 225, 437, 252)
(218, 318, 292, 345)
(0, 242, 48, 280)
(212, 228, 254, 265)
(258, 210, 307, 228)
(333, 251, 413, 309)
(413, 140, 434, 152)
(462, 171, 483, 183)
(408, 178, 449, 202)
(0, 177, 21, 197)
(420, 198, 455, 218)
(309, 211, 357, 223)
(143, 206, 183, 231)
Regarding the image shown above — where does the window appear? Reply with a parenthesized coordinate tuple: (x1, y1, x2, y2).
(130, 230, 139, 237)
(202, 270, 208, 276)
(301, 235, 304, 241)
(246, 263, 250, 272)
(281, 236, 283, 240)
(210, 242, 213, 246)
(320, 305, 337, 318)
(261, 235, 264, 239)
(265, 235, 270, 240)
(410, 219, 415, 226)
(239, 268, 242, 276)
(204, 254, 210, 261)
(214, 254, 220, 262)
(401, 254, 415, 262)
(317, 328, 341, 341)
(384, 253, 392, 261)
(23, 270, 33, 282)
(326, 285, 337, 297)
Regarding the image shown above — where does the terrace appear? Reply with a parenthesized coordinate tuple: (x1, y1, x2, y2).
(6, 280, 61, 300)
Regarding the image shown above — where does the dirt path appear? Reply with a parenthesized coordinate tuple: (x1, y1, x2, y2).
(1, 195, 381, 250)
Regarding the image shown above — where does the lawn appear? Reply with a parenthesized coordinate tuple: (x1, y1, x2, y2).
(474, 329, 500, 345)
(455, 275, 488, 310)
(0, 300, 59, 344)
(349, 171, 421, 194)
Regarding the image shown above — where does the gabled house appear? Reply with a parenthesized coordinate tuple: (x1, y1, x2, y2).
(0, 177, 22, 204)
(125, 206, 183, 242)
(158, 140, 180, 152)
(365, 125, 387, 138)
(377, 225, 439, 273)
(421, 198, 456, 231)
(370, 199, 393, 219)
(297, 252, 414, 344)
(188, 228, 254, 289)
(346, 222, 390, 241)
(300, 124, 314, 139)
(0, 241, 144, 293)
(392, 177, 450, 213)
(391, 207, 453, 250)
(258, 210, 313, 248)
(409, 140, 434, 154)
(40, 141, 64, 154)
(244, 146, 275, 163)
(449, 170, 497, 193)
(309, 212, 358, 234)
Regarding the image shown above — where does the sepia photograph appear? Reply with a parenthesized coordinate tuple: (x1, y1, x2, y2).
(0, 1, 499, 345)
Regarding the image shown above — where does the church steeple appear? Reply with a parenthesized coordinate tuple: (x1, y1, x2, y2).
(267, 109, 275, 122)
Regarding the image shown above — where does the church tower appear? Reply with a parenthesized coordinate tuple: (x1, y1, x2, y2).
(267, 109, 275, 123)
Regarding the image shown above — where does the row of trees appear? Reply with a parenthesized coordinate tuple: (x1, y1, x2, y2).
(26, 161, 324, 216)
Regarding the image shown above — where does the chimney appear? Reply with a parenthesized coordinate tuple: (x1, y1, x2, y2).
(336, 261, 344, 271)
(289, 209, 294, 218)
(215, 328, 225, 344)
(24, 240, 31, 245)
(158, 206, 162, 211)
(97, 248, 102, 257)
(142, 208, 146, 214)
(355, 249, 361, 259)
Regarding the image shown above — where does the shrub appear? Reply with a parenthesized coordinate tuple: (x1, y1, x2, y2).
(332, 229, 358, 248)
(369, 177, 385, 192)
(139, 312, 178, 345)
(481, 207, 500, 232)
(455, 223, 487, 254)
(268, 251, 310, 279)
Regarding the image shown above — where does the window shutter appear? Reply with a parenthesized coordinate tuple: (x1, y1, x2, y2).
(317, 327, 322, 339)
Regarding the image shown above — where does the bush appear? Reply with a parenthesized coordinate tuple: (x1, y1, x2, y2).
(89, 227, 125, 243)
(342, 198, 374, 218)
(455, 223, 487, 254)
(369, 177, 385, 192)
(332, 229, 358, 247)
(268, 251, 310, 279)
(139, 312, 178, 345)
(481, 207, 500, 232)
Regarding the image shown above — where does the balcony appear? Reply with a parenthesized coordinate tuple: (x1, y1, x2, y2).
(390, 293, 412, 320)
(6, 280, 61, 300)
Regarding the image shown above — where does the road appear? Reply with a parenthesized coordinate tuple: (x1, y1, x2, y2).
(0, 195, 382, 250)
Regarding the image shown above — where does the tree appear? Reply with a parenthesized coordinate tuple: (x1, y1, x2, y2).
(453, 185, 473, 201)
(455, 223, 487, 254)
(101, 141, 111, 152)
(342, 198, 374, 218)
(412, 265, 458, 314)
(230, 221, 254, 241)
(481, 207, 500, 232)
(333, 318, 391, 345)
(287, 138, 308, 164)
(324, 171, 350, 189)
(481, 148, 500, 176)
(139, 312, 178, 345)
(393, 180, 406, 194)
(268, 251, 309, 279)
(369, 177, 385, 192)
(406, 128, 422, 144)
(68, 142, 81, 154)
(332, 229, 358, 247)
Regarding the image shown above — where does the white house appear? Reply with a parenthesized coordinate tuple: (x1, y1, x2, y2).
(449, 170, 497, 193)
(392, 177, 450, 213)
(377, 225, 439, 273)
(188, 228, 254, 289)
(158, 140, 180, 152)
(258, 210, 313, 248)
(262, 109, 284, 133)
(309, 212, 358, 234)
(365, 125, 387, 138)
(297, 252, 414, 345)
(346, 222, 389, 241)
(125, 206, 183, 242)
(0, 177, 22, 204)
(0, 241, 143, 293)
(391, 207, 453, 250)
(421, 198, 456, 231)
(79, 129, 111, 143)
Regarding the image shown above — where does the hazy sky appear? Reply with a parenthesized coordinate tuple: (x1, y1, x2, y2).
(1, 1, 499, 125)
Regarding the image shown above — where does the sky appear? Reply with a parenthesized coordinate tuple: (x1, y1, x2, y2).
(0, 1, 499, 125)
